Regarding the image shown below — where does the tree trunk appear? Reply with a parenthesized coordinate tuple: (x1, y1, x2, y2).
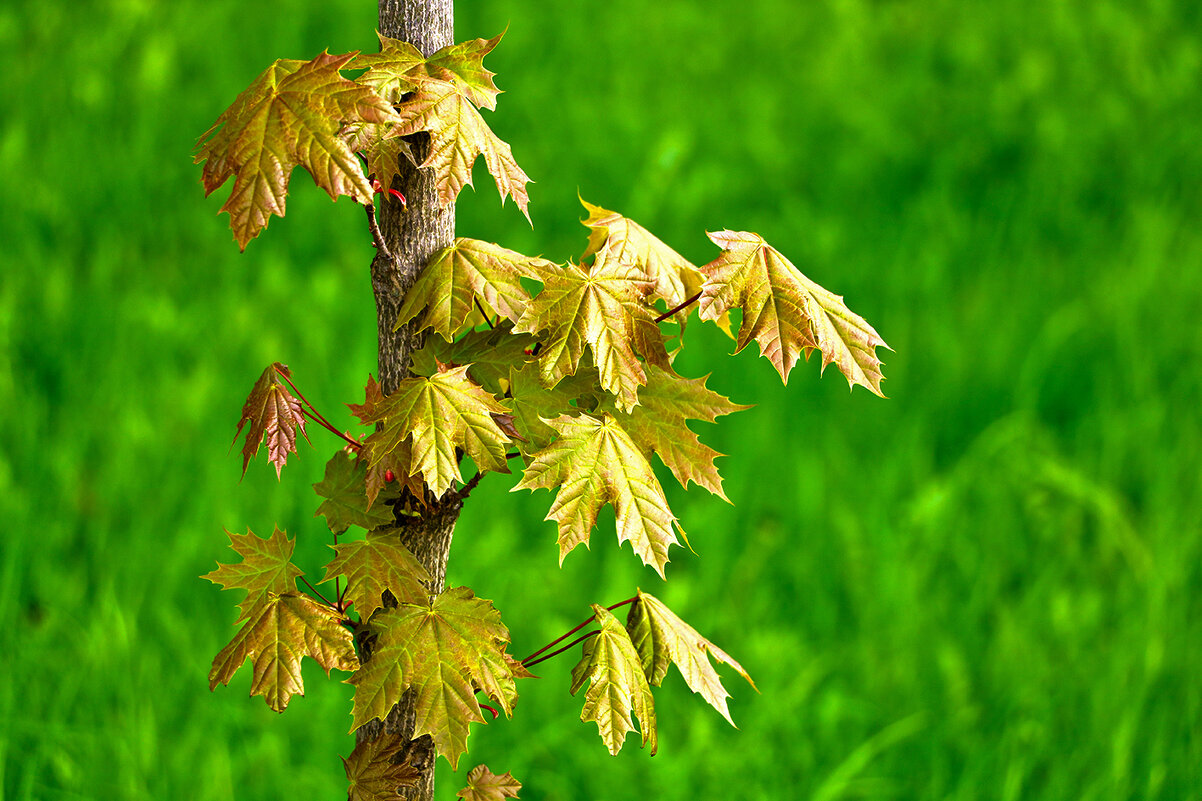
(359, 3, 456, 800)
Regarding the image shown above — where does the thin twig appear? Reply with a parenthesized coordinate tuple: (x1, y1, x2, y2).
(300, 576, 337, 610)
(520, 596, 638, 666)
(297, 408, 363, 452)
(479, 702, 500, 720)
(458, 471, 485, 500)
(364, 203, 393, 262)
(523, 630, 599, 669)
(655, 290, 702, 323)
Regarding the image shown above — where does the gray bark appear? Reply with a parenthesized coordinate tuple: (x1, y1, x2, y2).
(358, 3, 457, 800)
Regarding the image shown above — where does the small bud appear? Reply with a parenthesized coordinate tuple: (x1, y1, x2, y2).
(384, 469, 396, 483)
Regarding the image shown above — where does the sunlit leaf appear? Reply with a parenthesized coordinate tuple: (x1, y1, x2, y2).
(323, 531, 431, 618)
(209, 592, 356, 712)
(698, 231, 889, 394)
(626, 590, 757, 726)
(348, 587, 517, 769)
(570, 605, 657, 755)
(397, 239, 554, 341)
(195, 52, 400, 248)
(358, 366, 512, 497)
(513, 414, 682, 577)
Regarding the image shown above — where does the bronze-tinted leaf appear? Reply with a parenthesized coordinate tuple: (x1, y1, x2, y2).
(343, 734, 420, 801)
(457, 765, 521, 801)
(698, 231, 890, 394)
(233, 363, 310, 478)
(209, 592, 356, 712)
(195, 52, 400, 248)
(513, 414, 683, 577)
(323, 531, 431, 618)
(314, 451, 396, 534)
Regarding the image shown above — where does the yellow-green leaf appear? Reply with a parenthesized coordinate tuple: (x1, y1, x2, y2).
(698, 231, 890, 394)
(359, 366, 512, 497)
(570, 605, 657, 756)
(513, 414, 682, 577)
(626, 590, 757, 726)
(397, 238, 554, 341)
(580, 198, 703, 309)
(347, 587, 517, 769)
(513, 248, 667, 412)
(606, 365, 748, 500)
(322, 531, 431, 618)
(203, 527, 304, 622)
(194, 52, 400, 249)
(209, 592, 356, 713)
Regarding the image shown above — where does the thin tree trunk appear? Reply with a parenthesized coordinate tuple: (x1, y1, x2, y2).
(359, 3, 456, 800)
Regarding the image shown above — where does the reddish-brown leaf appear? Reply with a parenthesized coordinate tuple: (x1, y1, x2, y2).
(457, 765, 521, 801)
(233, 363, 310, 478)
(343, 734, 419, 801)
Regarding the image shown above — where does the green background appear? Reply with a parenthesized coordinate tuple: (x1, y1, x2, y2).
(2, 0, 1200, 798)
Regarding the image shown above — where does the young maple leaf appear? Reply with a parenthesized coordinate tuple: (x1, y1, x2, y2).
(323, 530, 432, 618)
(209, 592, 357, 713)
(314, 451, 396, 534)
(579, 198, 704, 309)
(605, 365, 749, 501)
(396, 238, 555, 341)
(513, 414, 683, 578)
(347, 587, 517, 769)
(203, 527, 304, 623)
(698, 231, 890, 394)
(360, 436, 426, 509)
(392, 79, 532, 220)
(358, 366, 512, 497)
(457, 765, 521, 801)
(625, 590, 757, 727)
(356, 32, 504, 112)
(233, 363, 310, 478)
(513, 245, 668, 412)
(194, 52, 401, 249)
(341, 121, 416, 198)
(570, 605, 657, 756)
(348, 374, 385, 424)
(343, 734, 420, 801)
(506, 363, 598, 454)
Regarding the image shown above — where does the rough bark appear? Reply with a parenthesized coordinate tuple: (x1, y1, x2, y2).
(359, 3, 456, 801)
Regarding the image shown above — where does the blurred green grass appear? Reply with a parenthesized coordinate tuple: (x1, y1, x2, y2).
(2, 0, 1200, 798)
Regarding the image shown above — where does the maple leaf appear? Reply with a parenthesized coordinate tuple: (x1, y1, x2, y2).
(626, 590, 757, 727)
(341, 121, 416, 197)
(393, 80, 531, 219)
(203, 527, 304, 622)
(314, 451, 396, 534)
(343, 734, 419, 801)
(457, 765, 521, 801)
(698, 231, 890, 394)
(506, 363, 597, 453)
(410, 324, 537, 397)
(358, 366, 512, 497)
(423, 33, 504, 110)
(397, 239, 555, 341)
(605, 365, 748, 500)
(209, 592, 357, 712)
(580, 198, 704, 309)
(233, 363, 310, 478)
(570, 605, 657, 756)
(513, 414, 683, 577)
(347, 587, 517, 768)
(323, 531, 431, 618)
(348, 374, 385, 424)
(358, 31, 504, 112)
(195, 52, 401, 249)
(513, 246, 668, 412)
(361, 436, 426, 510)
